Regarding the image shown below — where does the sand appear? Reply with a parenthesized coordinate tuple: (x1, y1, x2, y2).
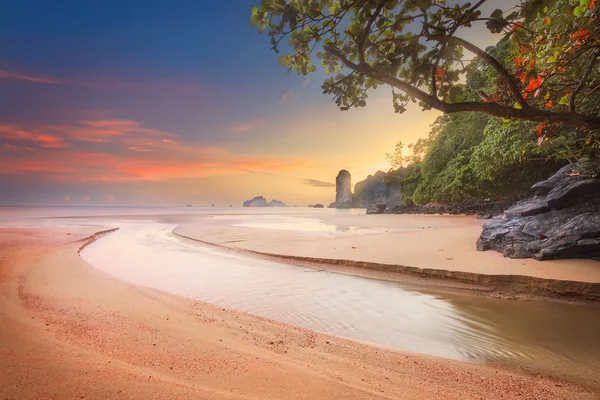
(0, 225, 597, 399)
(172, 214, 600, 301)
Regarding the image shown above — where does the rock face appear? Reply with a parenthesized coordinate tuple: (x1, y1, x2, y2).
(477, 164, 600, 260)
(335, 170, 354, 208)
(354, 170, 401, 208)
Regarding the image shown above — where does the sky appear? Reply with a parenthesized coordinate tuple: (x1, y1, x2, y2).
(0, 0, 512, 206)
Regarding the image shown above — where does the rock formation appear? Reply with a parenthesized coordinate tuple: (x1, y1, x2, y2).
(477, 164, 600, 260)
(354, 170, 401, 209)
(334, 170, 354, 208)
(268, 199, 286, 207)
(242, 197, 287, 207)
(242, 196, 268, 207)
(312, 204, 324, 208)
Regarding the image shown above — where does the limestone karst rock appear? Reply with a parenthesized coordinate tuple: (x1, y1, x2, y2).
(335, 170, 353, 208)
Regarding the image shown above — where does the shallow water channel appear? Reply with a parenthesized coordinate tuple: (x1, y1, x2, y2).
(81, 220, 600, 389)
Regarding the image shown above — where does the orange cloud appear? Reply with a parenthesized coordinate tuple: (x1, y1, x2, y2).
(0, 119, 311, 183)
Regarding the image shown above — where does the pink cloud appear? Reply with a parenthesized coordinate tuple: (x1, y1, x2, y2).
(0, 69, 199, 94)
(225, 118, 265, 133)
(280, 89, 296, 104)
(0, 119, 311, 183)
(0, 70, 62, 84)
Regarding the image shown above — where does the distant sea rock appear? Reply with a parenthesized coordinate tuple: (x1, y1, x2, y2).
(243, 196, 268, 207)
(268, 199, 286, 207)
(354, 170, 401, 209)
(242, 196, 287, 207)
(312, 204, 324, 208)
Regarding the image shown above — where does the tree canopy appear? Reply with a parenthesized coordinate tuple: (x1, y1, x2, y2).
(251, 0, 600, 136)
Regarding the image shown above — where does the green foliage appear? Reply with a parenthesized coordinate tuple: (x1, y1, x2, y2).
(252, 0, 600, 132)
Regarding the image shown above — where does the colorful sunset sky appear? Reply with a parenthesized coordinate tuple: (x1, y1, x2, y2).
(0, 0, 511, 206)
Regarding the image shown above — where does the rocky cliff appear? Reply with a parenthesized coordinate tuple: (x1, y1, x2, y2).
(354, 170, 401, 208)
(334, 170, 354, 208)
(477, 164, 600, 260)
(243, 196, 287, 207)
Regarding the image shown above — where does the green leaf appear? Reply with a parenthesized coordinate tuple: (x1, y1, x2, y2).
(278, 55, 291, 66)
(574, 4, 587, 17)
(328, 4, 338, 15)
(558, 95, 569, 105)
(513, 102, 522, 109)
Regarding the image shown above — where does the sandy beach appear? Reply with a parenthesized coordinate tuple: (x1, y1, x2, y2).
(0, 220, 597, 399)
(175, 213, 600, 301)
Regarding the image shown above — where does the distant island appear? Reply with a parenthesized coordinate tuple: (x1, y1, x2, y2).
(242, 196, 287, 207)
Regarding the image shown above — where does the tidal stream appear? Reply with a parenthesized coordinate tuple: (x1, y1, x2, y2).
(80, 220, 600, 389)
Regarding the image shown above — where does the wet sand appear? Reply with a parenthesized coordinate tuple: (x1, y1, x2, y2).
(175, 213, 600, 300)
(1, 226, 596, 399)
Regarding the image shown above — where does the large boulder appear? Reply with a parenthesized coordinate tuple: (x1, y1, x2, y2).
(366, 203, 386, 214)
(477, 164, 600, 260)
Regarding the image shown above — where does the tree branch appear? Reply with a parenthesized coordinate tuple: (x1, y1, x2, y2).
(569, 49, 600, 113)
(439, 36, 530, 110)
(357, 1, 385, 64)
(325, 47, 600, 131)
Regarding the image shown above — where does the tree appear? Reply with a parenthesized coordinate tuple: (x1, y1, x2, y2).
(251, 0, 600, 134)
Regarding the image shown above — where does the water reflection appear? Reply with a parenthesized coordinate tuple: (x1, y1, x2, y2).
(80, 221, 600, 389)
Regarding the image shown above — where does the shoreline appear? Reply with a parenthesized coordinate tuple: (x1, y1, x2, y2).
(0, 226, 597, 399)
(173, 230, 600, 304)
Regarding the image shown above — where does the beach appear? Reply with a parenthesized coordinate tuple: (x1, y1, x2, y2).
(1, 208, 599, 399)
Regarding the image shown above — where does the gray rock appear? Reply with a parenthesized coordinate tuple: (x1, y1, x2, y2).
(530, 164, 574, 195)
(334, 170, 353, 208)
(366, 203, 386, 214)
(312, 204, 324, 208)
(546, 179, 600, 209)
(477, 163, 600, 260)
(504, 196, 548, 218)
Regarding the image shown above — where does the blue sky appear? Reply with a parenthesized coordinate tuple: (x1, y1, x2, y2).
(0, 0, 512, 206)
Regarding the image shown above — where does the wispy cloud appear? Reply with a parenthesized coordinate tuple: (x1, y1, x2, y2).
(302, 76, 311, 87)
(0, 119, 311, 183)
(0, 69, 199, 93)
(303, 179, 335, 188)
(242, 169, 275, 176)
(0, 69, 94, 87)
(225, 118, 265, 133)
(280, 89, 297, 104)
(0, 70, 62, 84)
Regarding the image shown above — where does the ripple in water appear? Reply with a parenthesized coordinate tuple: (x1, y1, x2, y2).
(81, 221, 600, 388)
